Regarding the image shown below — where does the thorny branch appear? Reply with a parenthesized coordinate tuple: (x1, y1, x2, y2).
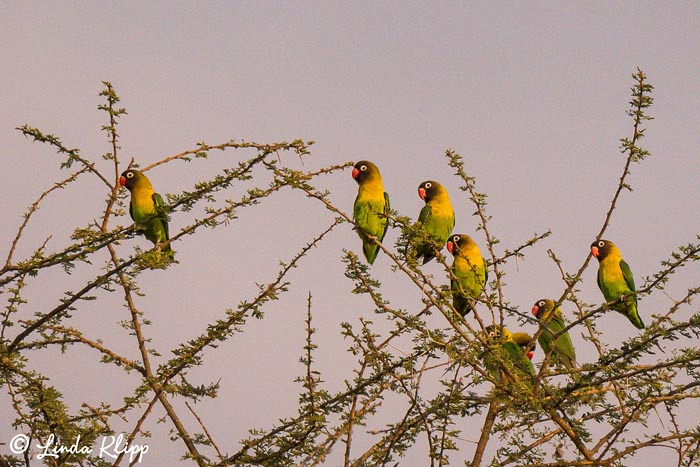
(2, 72, 699, 467)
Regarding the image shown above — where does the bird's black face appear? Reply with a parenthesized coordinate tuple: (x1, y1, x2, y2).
(418, 180, 439, 202)
(485, 325, 503, 342)
(119, 169, 139, 190)
(446, 234, 460, 256)
(532, 299, 549, 319)
(590, 239, 612, 261)
(352, 161, 374, 184)
(447, 234, 472, 256)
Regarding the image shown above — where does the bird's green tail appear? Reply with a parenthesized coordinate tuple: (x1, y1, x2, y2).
(629, 312, 645, 329)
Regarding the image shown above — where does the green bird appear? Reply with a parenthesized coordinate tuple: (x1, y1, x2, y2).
(119, 169, 172, 252)
(352, 161, 390, 264)
(446, 233, 487, 316)
(414, 180, 455, 264)
(483, 325, 535, 379)
(531, 299, 577, 370)
(591, 239, 644, 329)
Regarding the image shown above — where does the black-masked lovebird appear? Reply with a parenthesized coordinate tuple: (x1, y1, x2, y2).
(414, 180, 454, 264)
(531, 299, 577, 370)
(590, 239, 644, 329)
(446, 233, 487, 316)
(511, 331, 536, 362)
(119, 169, 172, 252)
(352, 161, 390, 264)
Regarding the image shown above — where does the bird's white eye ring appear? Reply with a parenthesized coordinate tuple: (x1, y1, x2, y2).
(425, 182, 432, 189)
(597, 241, 605, 247)
(452, 235, 460, 242)
(538, 300, 545, 307)
(126, 172, 135, 178)
(360, 165, 367, 171)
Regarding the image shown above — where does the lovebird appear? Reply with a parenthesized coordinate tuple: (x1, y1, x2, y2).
(414, 180, 455, 264)
(352, 161, 390, 264)
(483, 325, 535, 378)
(511, 331, 536, 361)
(591, 239, 644, 329)
(119, 169, 172, 252)
(446, 233, 487, 316)
(531, 299, 577, 369)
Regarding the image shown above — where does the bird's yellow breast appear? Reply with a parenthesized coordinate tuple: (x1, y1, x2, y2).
(357, 179, 385, 202)
(130, 187, 156, 223)
(429, 192, 453, 217)
(600, 255, 624, 281)
(456, 245, 482, 266)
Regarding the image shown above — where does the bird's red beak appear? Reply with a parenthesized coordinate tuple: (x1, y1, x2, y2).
(351, 168, 359, 180)
(591, 246, 599, 258)
(531, 305, 539, 317)
(527, 351, 534, 360)
(418, 187, 426, 200)
(119, 176, 126, 187)
(446, 241, 454, 254)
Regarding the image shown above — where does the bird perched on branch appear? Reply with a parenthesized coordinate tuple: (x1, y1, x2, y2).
(482, 325, 535, 379)
(531, 299, 577, 369)
(511, 331, 537, 362)
(590, 239, 644, 329)
(413, 180, 454, 264)
(351, 161, 390, 265)
(446, 233, 487, 316)
(120, 169, 172, 253)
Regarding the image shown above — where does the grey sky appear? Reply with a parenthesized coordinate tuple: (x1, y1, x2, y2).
(2, 2, 699, 465)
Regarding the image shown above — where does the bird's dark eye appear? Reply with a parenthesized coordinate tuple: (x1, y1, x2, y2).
(538, 300, 545, 307)
(360, 165, 367, 171)
(597, 241, 605, 248)
(425, 182, 432, 189)
(452, 235, 460, 242)
(126, 172, 134, 178)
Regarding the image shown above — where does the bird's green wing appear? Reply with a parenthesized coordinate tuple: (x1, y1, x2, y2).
(597, 266, 605, 293)
(620, 259, 636, 292)
(418, 203, 432, 224)
(415, 204, 435, 262)
(152, 192, 169, 239)
(547, 315, 576, 369)
(380, 191, 390, 243)
(503, 341, 534, 375)
(537, 323, 554, 357)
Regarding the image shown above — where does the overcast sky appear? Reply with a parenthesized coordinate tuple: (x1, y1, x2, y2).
(2, 3, 699, 465)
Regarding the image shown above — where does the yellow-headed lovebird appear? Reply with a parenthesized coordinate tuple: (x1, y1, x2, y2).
(352, 161, 390, 264)
(446, 234, 487, 316)
(119, 169, 172, 252)
(591, 239, 644, 329)
(483, 325, 535, 378)
(414, 180, 455, 264)
(532, 299, 577, 370)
